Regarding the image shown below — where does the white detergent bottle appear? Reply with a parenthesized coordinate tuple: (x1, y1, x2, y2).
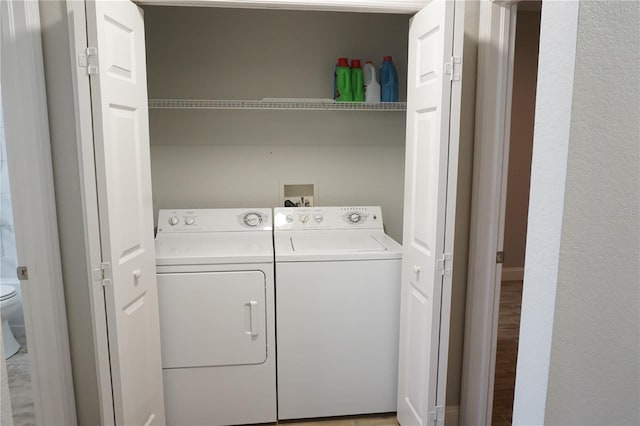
(363, 61, 381, 103)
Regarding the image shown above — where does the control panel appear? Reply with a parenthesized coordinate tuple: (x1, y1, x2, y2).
(157, 209, 272, 233)
(274, 206, 384, 231)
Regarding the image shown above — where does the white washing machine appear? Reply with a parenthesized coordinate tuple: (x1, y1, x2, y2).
(155, 208, 276, 426)
(273, 206, 402, 420)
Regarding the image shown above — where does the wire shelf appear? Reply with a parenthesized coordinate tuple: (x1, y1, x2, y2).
(148, 99, 406, 111)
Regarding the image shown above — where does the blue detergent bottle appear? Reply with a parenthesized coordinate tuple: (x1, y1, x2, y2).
(380, 56, 399, 102)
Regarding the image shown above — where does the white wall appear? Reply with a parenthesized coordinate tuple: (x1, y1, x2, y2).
(544, 1, 640, 424)
(514, 1, 640, 425)
(144, 7, 409, 241)
(151, 143, 406, 238)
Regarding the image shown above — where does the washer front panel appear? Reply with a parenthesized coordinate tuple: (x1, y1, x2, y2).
(276, 259, 401, 419)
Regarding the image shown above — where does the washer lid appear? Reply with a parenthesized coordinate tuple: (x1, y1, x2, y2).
(155, 232, 273, 266)
(292, 234, 387, 253)
(0, 285, 17, 301)
(275, 230, 402, 262)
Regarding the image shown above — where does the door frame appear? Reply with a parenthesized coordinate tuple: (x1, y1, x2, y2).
(65, 0, 429, 422)
(0, 0, 77, 424)
(133, 0, 427, 14)
(62, 0, 519, 423)
(459, 0, 518, 425)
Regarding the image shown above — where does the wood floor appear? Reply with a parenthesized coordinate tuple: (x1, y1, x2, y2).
(491, 280, 524, 426)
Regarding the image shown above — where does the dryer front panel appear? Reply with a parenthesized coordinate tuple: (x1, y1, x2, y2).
(158, 271, 267, 368)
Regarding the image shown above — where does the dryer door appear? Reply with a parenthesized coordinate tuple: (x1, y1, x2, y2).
(158, 271, 267, 368)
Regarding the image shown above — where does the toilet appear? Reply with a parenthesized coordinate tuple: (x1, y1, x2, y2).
(1, 284, 21, 358)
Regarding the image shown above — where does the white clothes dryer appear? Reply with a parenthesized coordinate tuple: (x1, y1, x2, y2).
(155, 208, 276, 426)
(273, 206, 402, 420)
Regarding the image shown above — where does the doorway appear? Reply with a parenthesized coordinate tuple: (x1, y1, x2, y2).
(0, 85, 36, 426)
(491, 4, 541, 426)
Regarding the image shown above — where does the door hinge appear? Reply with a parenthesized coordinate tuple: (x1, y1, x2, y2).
(436, 253, 452, 276)
(436, 405, 445, 426)
(17, 266, 29, 281)
(78, 47, 99, 76)
(444, 56, 462, 82)
(427, 406, 445, 426)
(496, 251, 504, 264)
(93, 262, 112, 287)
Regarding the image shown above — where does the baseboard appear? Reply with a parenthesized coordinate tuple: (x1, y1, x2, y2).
(445, 405, 459, 426)
(501, 266, 524, 282)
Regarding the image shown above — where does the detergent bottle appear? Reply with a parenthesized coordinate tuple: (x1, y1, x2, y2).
(363, 61, 381, 103)
(334, 57, 353, 102)
(380, 56, 399, 102)
(350, 59, 365, 102)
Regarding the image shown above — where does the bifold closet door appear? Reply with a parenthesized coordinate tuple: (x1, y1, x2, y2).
(85, 1, 165, 425)
(397, 0, 465, 425)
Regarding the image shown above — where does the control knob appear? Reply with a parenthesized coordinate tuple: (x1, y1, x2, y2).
(285, 214, 294, 223)
(185, 216, 195, 226)
(299, 214, 309, 224)
(313, 214, 324, 223)
(168, 216, 179, 226)
(244, 213, 262, 227)
(348, 212, 362, 224)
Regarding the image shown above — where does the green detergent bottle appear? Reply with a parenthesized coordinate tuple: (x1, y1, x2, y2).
(335, 57, 353, 102)
(350, 59, 365, 102)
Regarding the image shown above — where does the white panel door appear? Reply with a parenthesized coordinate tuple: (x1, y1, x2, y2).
(397, 1, 463, 425)
(86, 1, 165, 425)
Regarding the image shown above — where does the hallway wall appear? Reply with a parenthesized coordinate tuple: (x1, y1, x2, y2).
(514, 1, 640, 424)
(544, 1, 639, 423)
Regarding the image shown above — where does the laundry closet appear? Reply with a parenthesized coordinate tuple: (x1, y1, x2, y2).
(139, 3, 473, 424)
(142, 6, 410, 242)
